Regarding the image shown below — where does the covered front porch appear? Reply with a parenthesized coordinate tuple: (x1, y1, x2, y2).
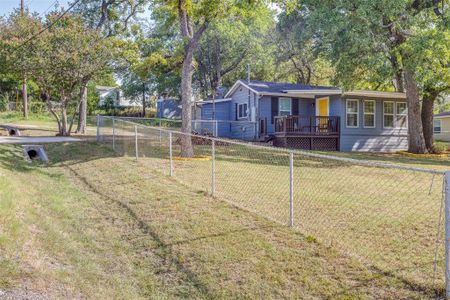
(274, 115, 340, 136)
(271, 115, 340, 151)
(258, 93, 341, 150)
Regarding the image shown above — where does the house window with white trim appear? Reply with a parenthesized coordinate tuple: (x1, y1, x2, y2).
(238, 103, 248, 119)
(363, 100, 376, 128)
(396, 102, 407, 128)
(278, 97, 292, 116)
(383, 101, 394, 128)
(434, 119, 442, 134)
(346, 99, 359, 128)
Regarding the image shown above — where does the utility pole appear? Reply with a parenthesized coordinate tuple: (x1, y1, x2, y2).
(21, 0, 28, 119)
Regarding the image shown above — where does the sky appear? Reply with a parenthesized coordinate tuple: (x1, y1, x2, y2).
(0, 0, 71, 17)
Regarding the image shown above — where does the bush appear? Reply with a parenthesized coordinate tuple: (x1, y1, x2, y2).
(0, 94, 12, 112)
(30, 100, 47, 114)
(434, 141, 449, 153)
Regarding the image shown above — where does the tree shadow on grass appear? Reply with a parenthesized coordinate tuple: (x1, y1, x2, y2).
(63, 164, 267, 299)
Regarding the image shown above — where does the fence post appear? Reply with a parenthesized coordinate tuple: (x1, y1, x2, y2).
(289, 152, 294, 227)
(159, 119, 162, 143)
(112, 118, 116, 151)
(96, 114, 100, 142)
(445, 171, 450, 298)
(215, 120, 218, 137)
(169, 132, 173, 176)
(134, 125, 138, 160)
(211, 140, 215, 197)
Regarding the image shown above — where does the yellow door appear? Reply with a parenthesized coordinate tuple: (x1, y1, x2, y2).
(317, 97, 329, 116)
(316, 97, 329, 132)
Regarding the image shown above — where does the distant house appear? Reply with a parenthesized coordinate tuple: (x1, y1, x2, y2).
(96, 86, 141, 107)
(156, 98, 182, 119)
(196, 79, 408, 152)
(434, 111, 450, 142)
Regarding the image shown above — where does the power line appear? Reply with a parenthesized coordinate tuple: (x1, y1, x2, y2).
(41, 0, 59, 17)
(15, 0, 81, 51)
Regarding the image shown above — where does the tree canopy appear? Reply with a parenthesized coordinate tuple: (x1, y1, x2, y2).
(0, 0, 448, 153)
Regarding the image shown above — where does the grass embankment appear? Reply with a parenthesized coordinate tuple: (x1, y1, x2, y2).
(0, 112, 97, 137)
(0, 141, 437, 299)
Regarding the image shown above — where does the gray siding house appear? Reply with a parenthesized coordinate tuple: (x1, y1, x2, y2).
(156, 98, 182, 119)
(197, 79, 408, 152)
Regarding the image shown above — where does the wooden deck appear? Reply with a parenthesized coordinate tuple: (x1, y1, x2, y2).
(273, 116, 340, 151)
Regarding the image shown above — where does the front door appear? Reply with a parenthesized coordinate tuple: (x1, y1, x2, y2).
(316, 97, 329, 132)
(316, 97, 329, 116)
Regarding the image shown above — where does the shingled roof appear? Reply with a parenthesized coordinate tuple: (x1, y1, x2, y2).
(225, 79, 341, 98)
(435, 111, 450, 117)
(244, 80, 339, 93)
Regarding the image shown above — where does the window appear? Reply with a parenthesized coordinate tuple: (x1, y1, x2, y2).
(346, 99, 359, 128)
(383, 102, 394, 128)
(278, 98, 292, 116)
(434, 119, 442, 134)
(396, 102, 407, 128)
(238, 103, 248, 119)
(383, 101, 407, 128)
(363, 100, 376, 128)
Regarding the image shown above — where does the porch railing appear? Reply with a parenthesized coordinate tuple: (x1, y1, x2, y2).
(274, 115, 340, 135)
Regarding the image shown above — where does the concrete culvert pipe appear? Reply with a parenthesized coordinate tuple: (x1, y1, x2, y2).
(22, 145, 49, 164)
(27, 149, 38, 160)
(6, 127, 20, 136)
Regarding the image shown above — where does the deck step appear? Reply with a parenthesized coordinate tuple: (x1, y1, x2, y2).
(259, 135, 274, 143)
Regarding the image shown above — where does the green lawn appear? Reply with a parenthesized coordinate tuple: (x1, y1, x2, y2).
(0, 140, 442, 298)
(0, 112, 98, 137)
(107, 120, 449, 296)
(1, 117, 449, 298)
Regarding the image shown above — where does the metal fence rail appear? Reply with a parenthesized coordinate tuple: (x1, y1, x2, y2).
(96, 115, 448, 297)
(113, 116, 257, 140)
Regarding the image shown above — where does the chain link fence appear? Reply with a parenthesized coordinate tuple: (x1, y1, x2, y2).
(96, 115, 448, 297)
(112, 116, 257, 140)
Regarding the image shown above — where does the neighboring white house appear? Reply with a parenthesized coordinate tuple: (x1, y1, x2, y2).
(434, 111, 450, 142)
(96, 86, 142, 107)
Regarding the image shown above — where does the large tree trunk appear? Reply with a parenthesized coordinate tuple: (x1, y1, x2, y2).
(422, 90, 439, 153)
(404, 68, 427, 153)
(180, 45, 195, 157)
(389, 54, 404, 92)
(60, 107, 69, 136)
(22, 77, 28, 119)
(76, 85, 88, 134)
(177, 0, 208, 157)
